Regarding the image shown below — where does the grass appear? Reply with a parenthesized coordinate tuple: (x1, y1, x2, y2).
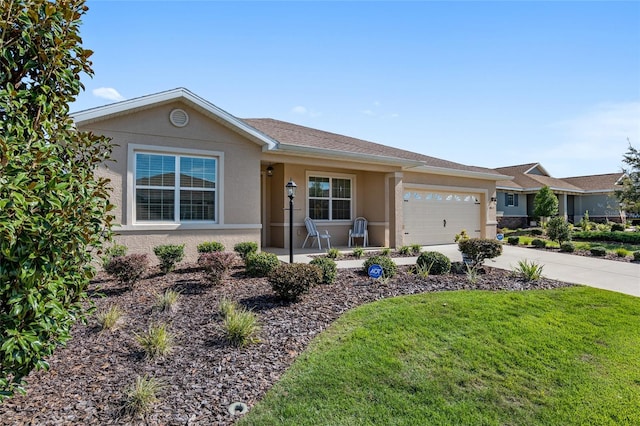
(513, 236, 640, 255)
(122, 375, 164, 417)
(240, 287, 640, 426)
(135, 323, 174, 359)
(95, 305, 125, 331)
(155, 289, 181, 313)
(219, 299, 261, 347)
(513, 259, 544, 281)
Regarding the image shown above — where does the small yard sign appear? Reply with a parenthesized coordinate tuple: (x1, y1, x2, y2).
(368, 264, 383, 279)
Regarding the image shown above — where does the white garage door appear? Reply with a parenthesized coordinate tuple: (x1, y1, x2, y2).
(403, 190, 481, 245)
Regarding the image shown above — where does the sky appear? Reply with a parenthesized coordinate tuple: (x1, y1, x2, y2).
(72, 1, 640, 178)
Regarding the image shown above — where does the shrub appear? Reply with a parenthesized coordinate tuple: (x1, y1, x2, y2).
(572, 231, 640, 245)
(198, 252, 236, 286)
(223, 306, 261, 347)
(123, 375, 164, 417)
(363, 255, 397, 278)
(197, 241, 225, 253)
(513, 260, 544, 281)
(615, 248, 630, 258)
(135, 323, 174, 359)
(153, 244, 185, 274)
(326, 248, 341, 259)
(104, 254, 149, 287)
(101, 244, 128, 268)
(410, 244, 422, 255)
(416, 252, 451, 275)
(96, 305, 125, 331)
(590, 246, 607, 257)
(507, 236, 520, 245)
(269, 263, 322, 301)
(530, 228, 544, 236)
(633, 251, 640, 261)
(611, 223, 625, 232)
(457, 238, 502, 265)
(398, 245, 411, 255)
(546, 216, 571, 245)
(352, 247, 365, 259)
(531, 239, 547, 248)
(560, 242, 575, 253)
(380, 247, 392, 256)
(155, 289, 181, 313)
(234, 242, 258, 261)
(245, 252, 280, 277)
(309, 257, 338, 284)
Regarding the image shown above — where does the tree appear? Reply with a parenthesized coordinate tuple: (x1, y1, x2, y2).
(0, 0, 113, 399)
(616, 142, 640, 215)
(533, 185, 559, 226)
(546, 216, 571, 245)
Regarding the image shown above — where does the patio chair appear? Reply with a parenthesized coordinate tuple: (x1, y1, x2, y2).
(302, 217, 331, 250)
(348, 216, 368, 247)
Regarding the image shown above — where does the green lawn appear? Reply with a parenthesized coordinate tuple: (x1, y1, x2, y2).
(513, 236, 640, 254)
(240, 287, 640, 426)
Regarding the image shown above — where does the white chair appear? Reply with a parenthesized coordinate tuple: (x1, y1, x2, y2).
(348, 217, 368, 247)
(302, 217, 331, 250)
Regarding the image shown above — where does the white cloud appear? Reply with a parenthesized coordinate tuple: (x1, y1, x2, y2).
(291, 105, 321, 118)
(361, 109, 376, 116)
(92, 87, 125, 101)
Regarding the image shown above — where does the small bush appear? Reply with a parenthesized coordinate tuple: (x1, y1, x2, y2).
(507, 236, 520, 245)
(416, 251, 451, 275)
(101, 243, 128, 268)
(546, 216, 571, 245)
(123, 375, 164, 417)
(590, 246, 607, 257)
(269, 263, 322, 301)
(245, 252, 280, 277)
(363, 255, 397, 278)
(352, 247, 364, 259)
(530, 229, 544, 236)
(531, 239, 547, 248)
(410, 244, 422, 255)
(197, 241, 225, 253)
(309, 257, 338, 284)
(633, 251, 640, 261)
(104, 254, 149, 287)
(96, 305, 125, 331)
(513, 260, 544, 281)
(223, 306, 261, 347)
(611, 223, 625, 232)
(457, 238, 502, 265)
(615, 248, 630, 258)
(153, 244, 185, 274)
(560, 242, 575, 253)
(135, 323, 174, 359)
(155, 289, 181, 313)
(380, 247, 392, 256)
(198, 252, 236, 286)
(234, 242, 258, 261)
(326, 248, 341, 259)
(398, 245, 411, 255)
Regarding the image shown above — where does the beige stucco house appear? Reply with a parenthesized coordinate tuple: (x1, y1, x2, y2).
(73, 88, 508, 261)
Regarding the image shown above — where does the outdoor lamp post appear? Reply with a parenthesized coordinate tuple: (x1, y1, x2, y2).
(286, 179, 297, 263)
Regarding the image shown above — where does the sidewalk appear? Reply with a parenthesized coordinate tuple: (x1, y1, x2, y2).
(272, 244, 640, 297)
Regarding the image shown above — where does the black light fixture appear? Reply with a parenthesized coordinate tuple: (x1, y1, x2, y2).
(490, 196, 498, 203)
(286, 179, 297, 263)
(266, 165, 274, 177)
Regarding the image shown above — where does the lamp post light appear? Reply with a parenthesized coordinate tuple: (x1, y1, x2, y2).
(286, 179, 297, 263)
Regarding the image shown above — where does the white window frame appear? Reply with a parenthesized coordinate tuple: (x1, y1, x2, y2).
(127, 144, 224, 226)
(305, 171, 355, 222)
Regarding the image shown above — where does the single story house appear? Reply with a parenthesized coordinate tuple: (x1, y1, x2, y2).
(72, 88, 510, 261)
(494, 163, 625, 229)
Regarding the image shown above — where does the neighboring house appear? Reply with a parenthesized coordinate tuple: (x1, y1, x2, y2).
(494, 163, 625, 229)
(72, 88, 508, 261)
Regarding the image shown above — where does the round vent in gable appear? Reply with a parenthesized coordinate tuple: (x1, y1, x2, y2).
(169, 108, 189, 127)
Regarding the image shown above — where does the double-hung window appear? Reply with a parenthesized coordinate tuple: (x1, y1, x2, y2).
(135, 152, 217, 223)
(308, 175, 352, 220)
(505, 193, 518, 207)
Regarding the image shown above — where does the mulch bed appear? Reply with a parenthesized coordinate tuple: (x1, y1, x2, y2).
(0, 261, 574, 426)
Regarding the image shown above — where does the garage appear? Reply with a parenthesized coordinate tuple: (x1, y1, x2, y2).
(403, 190, 481, 245)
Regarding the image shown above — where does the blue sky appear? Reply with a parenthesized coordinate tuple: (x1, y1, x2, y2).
(73, 1, 640, 178)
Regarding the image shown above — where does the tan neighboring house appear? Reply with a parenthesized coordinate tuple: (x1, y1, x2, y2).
(72, 88, 508, 261)
(494, 163, 625, 229)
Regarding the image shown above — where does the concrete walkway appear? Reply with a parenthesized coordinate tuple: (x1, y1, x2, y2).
(272, 244, 640, 297)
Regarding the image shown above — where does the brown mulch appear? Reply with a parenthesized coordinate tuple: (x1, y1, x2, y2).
(0, 262, 574, 426)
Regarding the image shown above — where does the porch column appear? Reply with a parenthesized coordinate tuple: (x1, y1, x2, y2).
(386, 172, 404, 248)
(558, 193, 568, 220)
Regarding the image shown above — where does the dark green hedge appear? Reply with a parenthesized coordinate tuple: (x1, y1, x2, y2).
(572, 231, 640, 245)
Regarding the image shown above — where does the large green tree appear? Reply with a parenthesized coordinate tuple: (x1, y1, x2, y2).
(616, 143, 640, 215)
(533, 185, 559, 226)
(0, 0, 113, 399)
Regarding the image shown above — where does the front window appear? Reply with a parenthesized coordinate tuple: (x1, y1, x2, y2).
(135, 152, 217, 222)
(308, 176, 352, 220)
